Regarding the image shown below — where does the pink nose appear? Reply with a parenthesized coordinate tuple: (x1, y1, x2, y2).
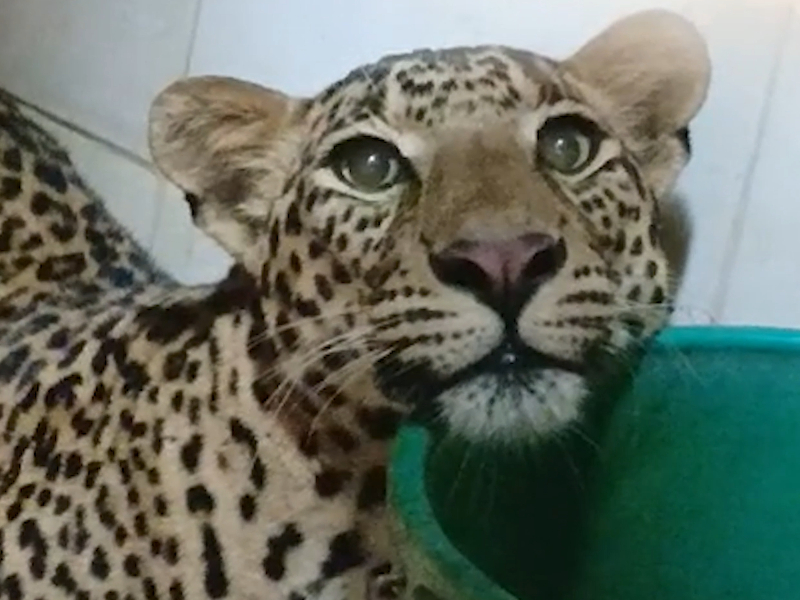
(430, 233, 565, 305)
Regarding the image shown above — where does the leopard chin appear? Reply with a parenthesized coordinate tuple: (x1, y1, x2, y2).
(434, 369, 588, 443)
(376, 338, 590, 443)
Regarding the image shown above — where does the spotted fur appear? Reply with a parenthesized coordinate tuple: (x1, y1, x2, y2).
(0, 10, 709, 600)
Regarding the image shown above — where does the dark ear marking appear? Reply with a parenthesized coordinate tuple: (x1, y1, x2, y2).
(676, 127, 691, 155)
(185, 193, 200, 219)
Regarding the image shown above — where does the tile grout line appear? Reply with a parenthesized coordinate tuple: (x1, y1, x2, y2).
(183, 0, 205, 77)
(8, 91, 156, 172)
(710, 4, 795, 319)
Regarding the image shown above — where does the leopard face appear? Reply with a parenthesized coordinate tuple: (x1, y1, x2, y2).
(150, 10, 710, 444)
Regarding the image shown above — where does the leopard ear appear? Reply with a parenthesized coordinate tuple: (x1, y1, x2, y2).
(564, 10, 711, 135)
(148, 76, 300, 257)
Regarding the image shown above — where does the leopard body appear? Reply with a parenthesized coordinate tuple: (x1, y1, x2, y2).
(0, 10, 710, 600)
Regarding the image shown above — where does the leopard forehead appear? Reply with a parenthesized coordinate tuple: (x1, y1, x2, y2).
(310, 46, 589, 143)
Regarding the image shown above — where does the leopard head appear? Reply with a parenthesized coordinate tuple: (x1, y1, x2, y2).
(149, 10, 710, 443)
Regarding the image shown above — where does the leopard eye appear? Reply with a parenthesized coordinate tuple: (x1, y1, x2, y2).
(537, 115, 601, 174)
(329, 135, 410, 194)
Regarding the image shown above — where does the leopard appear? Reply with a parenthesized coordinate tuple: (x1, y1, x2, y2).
(0, 9, 710, 600)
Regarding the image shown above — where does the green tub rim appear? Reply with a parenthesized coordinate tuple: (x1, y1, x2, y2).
(655, 325, 800, 350)
(388, 324, 800, 600)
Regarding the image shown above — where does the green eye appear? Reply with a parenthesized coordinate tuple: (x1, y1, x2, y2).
(329, 135, 410, 193)
(537, 115, 600, 173)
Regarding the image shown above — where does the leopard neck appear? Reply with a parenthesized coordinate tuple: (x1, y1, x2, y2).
(136, 264, 409, 470)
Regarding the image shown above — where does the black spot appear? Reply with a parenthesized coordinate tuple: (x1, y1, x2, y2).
(52, 562, 77, 594)
(18, 519, 47, 579)
(0, 177, 21, 199)
(0, 345, 30, 383)
(295, 297, 320, 317)
(308, 239, 325, 259)
(20, 233, 44, 252)
(136, 304, 197, 345)
(188, 396, 201, 425)
(163, 351, 187, 381)
(186, 484, 215, 514)
(357, 407, 402, 440)
(154, 495, 168, 517)
(134, 512, 149, 537)
(651, 286, 665, 304)
(229, 418, 258, 456)
(171, 391, 184, 413)
(613, 230, 627, 253)
(263, 524, 303, 581)
(648, 222, 659, 247)
(123, 554, 141, 577)
(326, 425, 358, 453)
(180, 435, 203, 474)
(143, 577, 159, 600)
(54, 495, 71, 515)
(630, 236, 644, 256)
(321, 530, 365, 578)
(63, 452, 83, 479)
(84, 462, 102, 489)
(2, 147, 22, 171)
(321, 350, 355, 371)
(331, 260, 352, 284)
(239, 494, 256, 522)
(289, 251, 302, 274)
(43, 373, 82, 409)
(37, 488, 52, 507)
(299, 432, 320, 457)
(169, 581, 185, 600)
(315, 468, 351, 497)
(37, 253, 87, 282)
(186, 360, 200, 383)
(57, 340, 87, 369)
(90, 546, 110, 580)
(274, 271, 293, 308)
(357, 466, 387, 510)
(275, 309, 299, 351)
(0, 216, 23, 252)
(34, 161, 68, 193)
(250, 458, 267, 490)
(2, 574, 22, 600)
(164, 538, 180, 565)
(201, 524, 229, 598)
(285, 201, 302, 235)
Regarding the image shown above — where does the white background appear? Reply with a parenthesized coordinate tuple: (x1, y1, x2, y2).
(0, 0, 796, 327)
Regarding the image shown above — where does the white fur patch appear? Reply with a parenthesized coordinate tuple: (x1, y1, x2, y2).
(437, 369, 586, 443)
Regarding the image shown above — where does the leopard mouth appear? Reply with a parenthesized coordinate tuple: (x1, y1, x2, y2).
(374, 335, 586, 425)
(441, 337, 585, 391)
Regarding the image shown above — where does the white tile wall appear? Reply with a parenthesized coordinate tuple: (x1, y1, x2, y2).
(0, 0, 797, 325)
(670, 0, 793, 325)
(189, 0, 684, 94)
(0, 0, 200, 158)
(720, 6, 800, 326)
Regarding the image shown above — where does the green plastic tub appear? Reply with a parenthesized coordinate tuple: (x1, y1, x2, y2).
(389, 326, 800, 600)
